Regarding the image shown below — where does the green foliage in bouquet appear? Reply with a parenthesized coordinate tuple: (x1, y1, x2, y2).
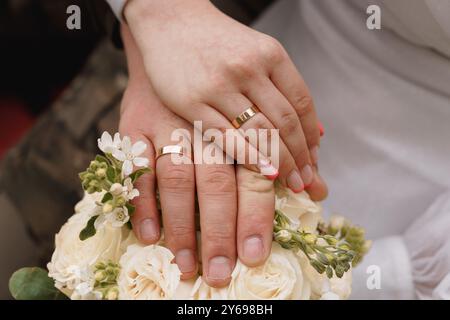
(8, 132, 371, 300)
(9, 268, 68, 300)
(273, 210, 370, 278)
(78, 143, 150, 241)
(318, 218, 372, 267)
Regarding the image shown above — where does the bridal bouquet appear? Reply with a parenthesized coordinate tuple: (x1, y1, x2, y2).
(9, 132, 370, 300)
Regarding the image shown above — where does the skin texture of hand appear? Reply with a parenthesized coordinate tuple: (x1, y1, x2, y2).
(124, 0, 327, 201)
(120, 25, 277, 287)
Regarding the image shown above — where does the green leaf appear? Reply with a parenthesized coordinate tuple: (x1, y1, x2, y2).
(101, 192, 113, 203)
(129, 167, 151, 183)
(125, 203, 136, 216)
(326, 266, 333, 279)
(95, 155, 109, 164)
(9, 267, 68, 300)
(79, 215, 99, 241)
(106, 166, 116, 183)
(126, 221, 133, 230)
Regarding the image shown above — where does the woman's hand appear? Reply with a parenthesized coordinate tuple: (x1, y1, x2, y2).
(120, 25, 277, 287)
(124, 0, 327, 200)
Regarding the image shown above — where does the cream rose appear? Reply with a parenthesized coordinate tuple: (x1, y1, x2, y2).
(118, 244, 181, 300)
(275, 188, 322, 232)
(228, 242, 311, 300)
(47, 194, 126, 297)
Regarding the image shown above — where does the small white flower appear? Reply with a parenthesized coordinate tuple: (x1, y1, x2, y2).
(71, 279, 102, 300)
(112, 136, 149, 176)
(109, 178, 139, 201)
(123, 178, 139, 200)
(95, 206, 129, 229)
(118, 244, 181, 300)
(98, 132, 121, 154)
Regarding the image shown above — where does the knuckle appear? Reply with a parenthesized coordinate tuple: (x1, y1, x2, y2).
(293, 94, 314, 118)
(291, 145, 310, 166)
(198, 167, 236, 194)
(240, 212, 273, 234)
(158, 165, 194, 191)
(259, 36, 286, 63)
(204, 73, 229, 95)
(167, 223, 195, 241)
(226, 55, 257, 79)
(279, 111, 301, 136)
(238, 171, 274, 194)
(203, 224, 235, 247)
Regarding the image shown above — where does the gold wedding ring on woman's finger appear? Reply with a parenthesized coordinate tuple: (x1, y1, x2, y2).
(156, 145, 184, 160)
(231, 105, 259, 129)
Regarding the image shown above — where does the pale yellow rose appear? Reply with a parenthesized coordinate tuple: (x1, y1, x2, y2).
(47, 194, 126, 297)
(228, 242, 311, 300)
(118, 244, 181, 300)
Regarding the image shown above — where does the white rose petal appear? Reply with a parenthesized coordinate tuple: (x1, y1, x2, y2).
(228, 242, 311, 300)
(275, 187, 322, 232)
(118, 244, 181, 300)
(47, 198, 126, 298)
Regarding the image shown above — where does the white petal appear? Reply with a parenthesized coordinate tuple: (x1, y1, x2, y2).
(112, 149, 127, 162)
(122, 160, 133, 176)
(94, 215, 106, 230)
(121, 136, 132, 153)
(131, 141, 147, 157)
(133, 157, 149, 167)
(128, 189, 140, 200)
(101, 132, 112, 145)
(97, 139, 105, 152)
(123, 178, 133, 191)
(113, 133, 122, 147)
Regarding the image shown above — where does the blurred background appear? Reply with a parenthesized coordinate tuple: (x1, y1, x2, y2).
(0, 0, 273, 299)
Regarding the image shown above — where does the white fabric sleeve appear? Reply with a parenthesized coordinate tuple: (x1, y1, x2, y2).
(351, 191, 450, 300)
(350, 236, 416, 300)
(105, 0, 127, 21)
(403, 191, 450, 300)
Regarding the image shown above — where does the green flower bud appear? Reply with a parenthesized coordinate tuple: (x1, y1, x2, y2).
(103, 202, 114, 213)
(106, 288, 119, 300)
(323, 235, 338, 246)
(311, 260, 326, 274)
(96, 168, 106, 178)
(94, 270, 106, 282)
(303, 233, 317, 245)
(275, 230, 292, 243)
(115, 196, 126, 207)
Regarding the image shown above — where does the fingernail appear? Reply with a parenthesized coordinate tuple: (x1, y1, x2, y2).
(139, 219, 159, 242)
(310, 146, 319, 165)
(301, 165, 314, 187)
(176, 249, 196, 274)
(208, 256, 232, 280)
(258, 159, 279, 180)
(318, 121, 325, 137)
(287, 169, 304, 193)
(243, 236, 264, 263)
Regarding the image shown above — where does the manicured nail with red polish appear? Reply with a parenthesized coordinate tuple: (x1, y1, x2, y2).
(258, 159, 279, 180)
(318, 121, 325, 137)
